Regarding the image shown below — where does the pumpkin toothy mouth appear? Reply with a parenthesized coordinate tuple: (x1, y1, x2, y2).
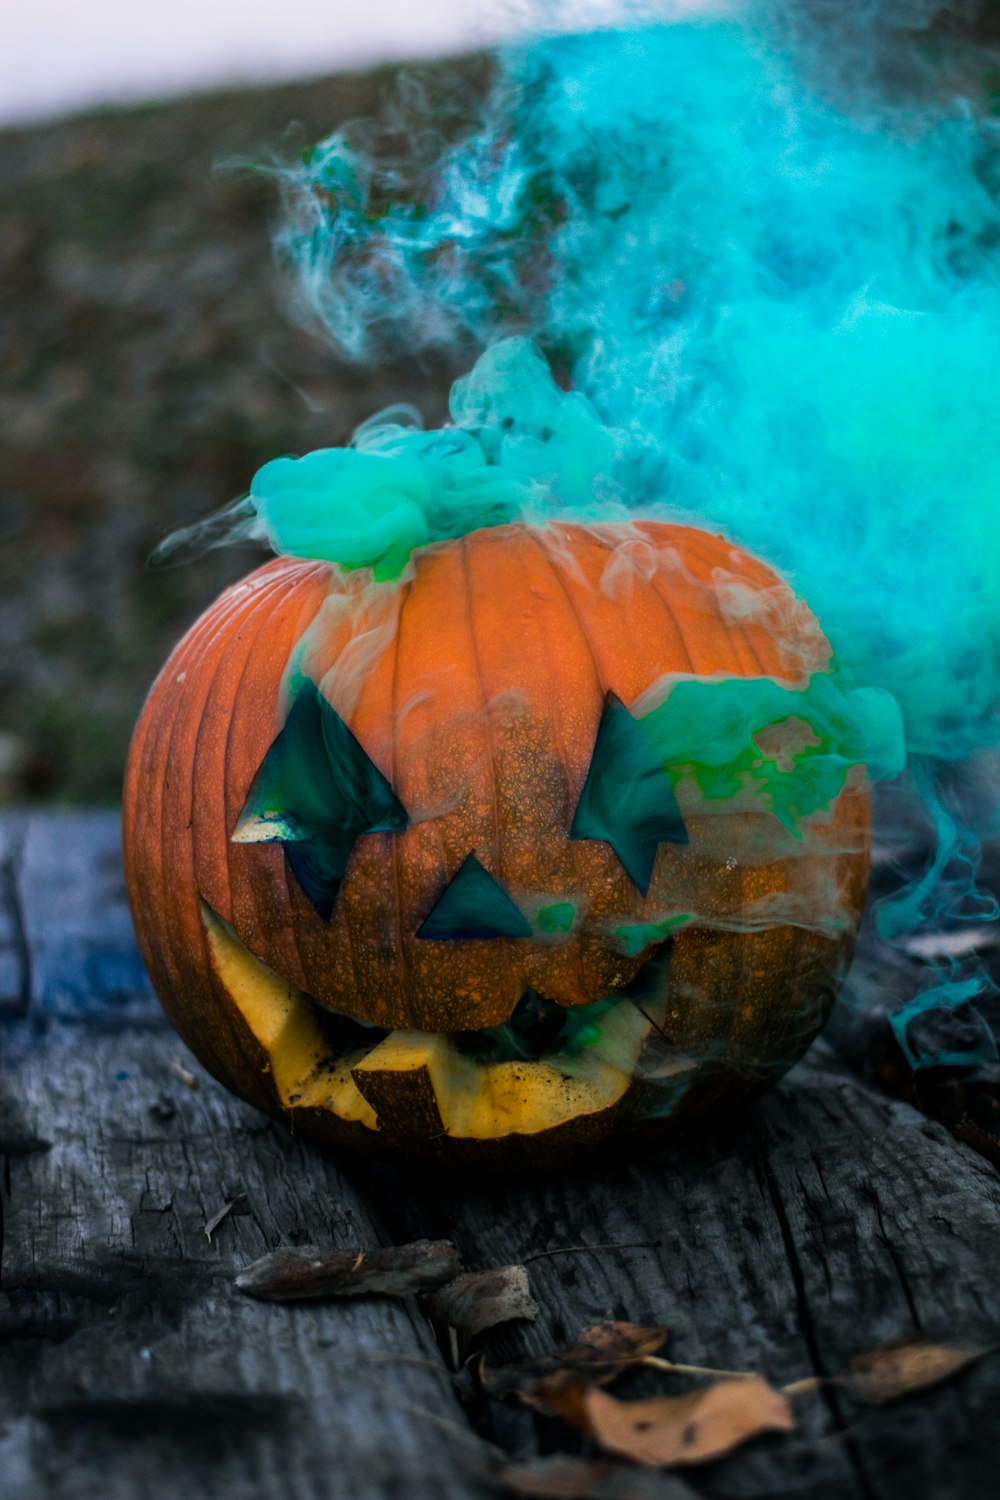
(201, 904, 692, 1141)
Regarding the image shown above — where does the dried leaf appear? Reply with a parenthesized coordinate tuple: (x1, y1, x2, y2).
(204, 1200, 234, 1241)
(543, 1377, 794, 1467)
(498, 1455, 697, 1498)
(426, 1264, 538, 1338)
(484, 1322, 668, 1400)
(841, 1339, 994, 1404)
(235, 1239, 462, 1302)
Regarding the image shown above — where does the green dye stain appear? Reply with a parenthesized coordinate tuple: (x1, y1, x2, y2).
(641, 673, 904, 836)
(615, 913, 692, 958)
(571, 1020, 606, 1051)
(536, 901, 576, 934)
(248, 340, 612, 579)
(454, 987, 617, 1064)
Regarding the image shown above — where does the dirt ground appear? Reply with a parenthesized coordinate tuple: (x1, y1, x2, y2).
(0, 63, 475, 804)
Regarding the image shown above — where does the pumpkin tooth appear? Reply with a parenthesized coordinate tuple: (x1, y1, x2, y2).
(202, 903, 377, 1125)
(202, 901, 325, 1099)
(351, 1033, 460, 1139)
(351, 996, 678, 1140)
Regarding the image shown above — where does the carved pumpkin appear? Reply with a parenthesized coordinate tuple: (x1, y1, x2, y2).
(123, 519, 870, 1166)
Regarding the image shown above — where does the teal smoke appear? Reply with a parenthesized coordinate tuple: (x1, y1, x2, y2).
(269, 1, 1000, 1062)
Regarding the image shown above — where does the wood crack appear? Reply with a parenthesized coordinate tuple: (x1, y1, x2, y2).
(868, 1184, 921, 1330)
(751, 1119, 880, 1500)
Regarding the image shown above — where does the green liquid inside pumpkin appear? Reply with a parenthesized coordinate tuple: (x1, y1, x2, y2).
(452, 944, 673, 1064)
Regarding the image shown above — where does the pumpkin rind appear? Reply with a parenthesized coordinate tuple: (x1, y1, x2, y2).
(123, 521, 869, 1167)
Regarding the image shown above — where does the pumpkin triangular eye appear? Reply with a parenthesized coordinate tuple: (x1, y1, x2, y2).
(233, 680, 408, 920)
(570, 691, 688, 895)
(417, 853, 532, 940)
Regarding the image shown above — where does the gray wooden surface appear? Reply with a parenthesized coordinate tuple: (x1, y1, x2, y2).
(2, 811, 999, 1500)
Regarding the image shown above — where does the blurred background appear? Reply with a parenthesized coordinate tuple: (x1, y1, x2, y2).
(3, 0, 995, 806)
(0, 1, 542, 804)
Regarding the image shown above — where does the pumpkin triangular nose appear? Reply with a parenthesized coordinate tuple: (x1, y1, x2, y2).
(416, 853, 532, 940)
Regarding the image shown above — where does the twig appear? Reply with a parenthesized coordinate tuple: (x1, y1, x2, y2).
(523, 1240, 659, 1264)
(782, 1375, 826, 1397)
(367, 1377, 505, 1458)
(636, 1005, 673, 1045)
(170, 1054, 198, 1089)
(344, 1208, 368, 1252)
(204, 1200, 235, 1241)
(645, 1357, 828, 1393)
(349, 1353, 459, 1380)
(643, 1355, 756, 1380)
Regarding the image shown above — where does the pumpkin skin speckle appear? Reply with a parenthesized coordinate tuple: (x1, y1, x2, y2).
(123, 521, 869, 1167)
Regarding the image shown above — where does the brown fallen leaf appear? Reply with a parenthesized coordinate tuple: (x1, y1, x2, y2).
(425, 1263, 538, 1339)
(235, 1239, 462, 1302)
(840, 1338, 994, 1404)
(541, 1376, 794, 1467)
(498, 1455, 697, 1498)
(484, 1322, 668, 1400)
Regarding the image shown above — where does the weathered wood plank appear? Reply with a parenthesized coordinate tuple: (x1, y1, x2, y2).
(751, 1060, 1000, 1496)
(4, 811, 1000, 1500)
(0, 1021, 495, 1500)
(15, 810, 156, 1024)
(365, 1060, 1000, 1500)
(0, 811, 495, 1499)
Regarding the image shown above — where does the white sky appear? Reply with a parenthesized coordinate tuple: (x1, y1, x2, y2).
(0, 0, 727, 128)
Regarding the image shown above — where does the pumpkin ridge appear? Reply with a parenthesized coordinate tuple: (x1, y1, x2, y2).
(220, 568, 333, 994)
(631, 534, 718, 680)
(295, 574, 409, 1018)
(203, 572, 286, 942)
(502, 533, 580, 830)
(387, 575, 415, 1002)
(623, 529, 705, 683)
(616, 528, 696, 679)
(209, 573, 320, 1083)
(460, 532, 505, 890)
(532, 527, 606, 704)
(672, 527, 826, 681)
(156, 573, 292, 1085)
(544, 524, 692, 699)
(662, 527, 777, 677)
(671, 531, 768, 678)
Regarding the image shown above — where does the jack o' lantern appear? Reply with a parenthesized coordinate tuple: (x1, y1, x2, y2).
(124, 514, 874, 1168)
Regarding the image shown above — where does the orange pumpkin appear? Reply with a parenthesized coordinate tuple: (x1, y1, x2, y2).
(123, 520, 869, 1166)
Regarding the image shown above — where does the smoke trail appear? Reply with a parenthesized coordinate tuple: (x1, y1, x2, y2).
(255, 0, 1000, 1065)
(274, 3, 1000, 743)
